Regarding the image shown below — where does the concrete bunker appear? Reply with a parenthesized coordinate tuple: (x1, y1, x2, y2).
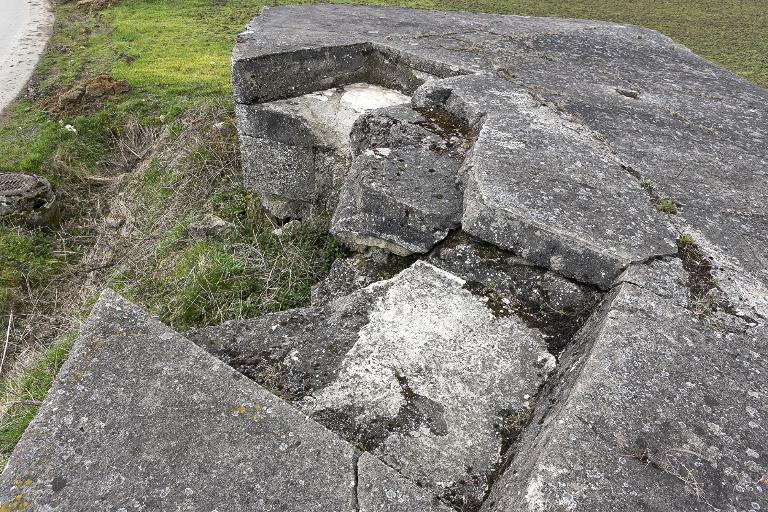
(234, 39, 477, 257)
(5, 5, 767, 512)
(228, 22, 614, 512)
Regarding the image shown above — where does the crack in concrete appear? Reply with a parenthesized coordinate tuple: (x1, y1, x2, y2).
(352, 451, 360, 512)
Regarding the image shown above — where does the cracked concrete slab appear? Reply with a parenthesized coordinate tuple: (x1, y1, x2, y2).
(427, 75, 678, 288)
(428, 233, 603, 354)
(237, 83, 410, 218)
(190, 259, 563, 509)
(0, 291, 357, 511)
(302, 261, 555, 508)
(331, 104, 469, 255)
(234, 4, 757, 287)
(482, 261, 768, 511)
(357, 452, 454, 512)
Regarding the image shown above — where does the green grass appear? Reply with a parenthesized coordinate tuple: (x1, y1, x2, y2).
(0, 331, 78, 467)
(105, 0, 768, 92)
(0, 229, 59, 313)
(111, 184, 343, 330)
(678, 233, 696, 248)
(0, 0, 766, 467)
(655, 198, 679, 215)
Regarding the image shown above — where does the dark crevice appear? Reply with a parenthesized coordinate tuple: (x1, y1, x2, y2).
(479, 287, 623, 511)
(621, 164, 679, 214)
(677, 238, 760, 327)
(472, 406, 537, 508)
(431, 231, 603, 354)
(352, 451, 360, 512)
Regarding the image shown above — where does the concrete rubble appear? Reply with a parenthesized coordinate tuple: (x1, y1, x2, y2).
(3, 5, 766, 511)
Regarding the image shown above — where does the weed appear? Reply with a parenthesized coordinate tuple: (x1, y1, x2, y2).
(0, 330, 78, 466)
(0, 229, 58, 313)
(639, 177, 656, 191)
(678, 233, 695, 248)
(655, 198, 679, 214)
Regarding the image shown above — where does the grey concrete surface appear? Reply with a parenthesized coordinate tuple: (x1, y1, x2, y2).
(0, 291, 357, 511)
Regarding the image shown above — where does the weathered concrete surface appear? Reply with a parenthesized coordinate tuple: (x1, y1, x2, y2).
(237, 83, 410, 218)
(304, 261, 554, 507)
(187, 285, 378, 401)
(414, 74, 679, 288)
(331, 105, 469, 255)
(190, 260, 561, 509)
(428, 233, 603, 354)
(311, 248, 412, 305)
(357, 452, 454, 512)
(482, 259, 768, 511)
(234, 4, 767, 290)
(6, 5, 767, 512)
(0, 290, 357, 511)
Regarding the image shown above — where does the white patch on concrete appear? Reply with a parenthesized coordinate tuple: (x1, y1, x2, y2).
(339, 83, 410, 113)
(304, 260, 554, 489)
(273, 83, 410, 151)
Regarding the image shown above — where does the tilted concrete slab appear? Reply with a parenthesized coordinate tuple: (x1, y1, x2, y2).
(331, 105, 468, 255)
(413, 74, 678, 288)
(237, 83, 410, 218)
(0, 290, 357, 511)
(304, 261, 554, 506)
(482, 259, 768, 511)
(234, 4, 767, 290)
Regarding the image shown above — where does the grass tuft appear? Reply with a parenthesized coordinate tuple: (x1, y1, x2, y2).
(654, 198, 679, 214)
(0, 330, 78, 466)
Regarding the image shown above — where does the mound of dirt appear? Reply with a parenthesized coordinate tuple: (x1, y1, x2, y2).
(49, 74, 130, 115)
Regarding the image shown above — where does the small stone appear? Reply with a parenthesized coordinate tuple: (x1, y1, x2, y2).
(616, 87, 640, 99)
(187, 214, 234, 239)
(272, 219, 301, 236)
(105, 216, 125, 229)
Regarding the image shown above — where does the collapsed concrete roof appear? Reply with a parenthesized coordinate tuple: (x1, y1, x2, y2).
(234, 4, 767, 293)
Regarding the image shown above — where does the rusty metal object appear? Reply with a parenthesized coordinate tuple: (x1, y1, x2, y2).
(0, 172, 58, 226)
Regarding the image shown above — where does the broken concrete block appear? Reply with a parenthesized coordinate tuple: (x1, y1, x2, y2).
(304, 261, 554, 508)
(331, 104, 468, 255)
(357, 452, 453, 512)
(190, 260, 559, 509)
(186, 290, 378, 401)
(0, 290, 357, 511)
(482, 260, 768, 511)
(416, 74, 679, 289)
(310, 248, 412, 306)
(428, 233, 603, 353)
(234, 4, 767, 293)
(237, 83, 410, 219)
(0, 172, 58, 226)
